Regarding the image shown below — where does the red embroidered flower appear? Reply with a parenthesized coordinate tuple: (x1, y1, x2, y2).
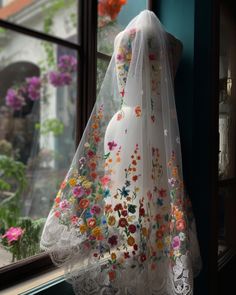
(140, 253, 147, 262)
(132, 175, 138, 182)
(108, 270, 116, 281)
(128, 224, 136, 233)
(133, 244, 138, 251)
(118, 218, 128, 227)
(121, 210, 128, 217)
(114, 203, 123, 211)
(139, 207, 145, 217)
(124, 252, 130, 259)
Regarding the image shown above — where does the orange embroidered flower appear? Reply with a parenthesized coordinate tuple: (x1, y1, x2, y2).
(134, 105, 142, 117)
(142, 227, 148, 237)
(79, 198, 90, 209)
(156, 240, 164, 250)
(104, 204, 113, 213)
(87, 218, 96, 228)
(127, 236, 135, 246)
(176, 219, 186, 231)
(91, 226, 102, 237)
(111, 252, 117, 260)
(79, 224, 87, 234)
(69, 178, 77, 187)
(175, 210, 183, 220)
(108, 215, 116, 226)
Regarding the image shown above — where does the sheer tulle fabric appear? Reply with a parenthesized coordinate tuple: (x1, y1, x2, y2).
(40, 10, 201, 295)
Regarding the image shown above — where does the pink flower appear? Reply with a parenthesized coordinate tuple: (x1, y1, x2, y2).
(172, 236, 181, 250)
(72, 186, 85, 198)
(90, 204, 101, 215)
(101, 175, 111, 186)
(59, 200, 70, 210)
(107, 140, 117, 151)
(2, 227, 24, 244)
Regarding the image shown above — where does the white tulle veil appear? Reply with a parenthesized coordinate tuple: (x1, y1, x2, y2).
(40, 10, 201, 295)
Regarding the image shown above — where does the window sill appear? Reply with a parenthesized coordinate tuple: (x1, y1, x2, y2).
(0, 268, 64, 295)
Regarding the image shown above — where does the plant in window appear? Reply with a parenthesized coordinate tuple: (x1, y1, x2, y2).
(4, 55, 77, 111)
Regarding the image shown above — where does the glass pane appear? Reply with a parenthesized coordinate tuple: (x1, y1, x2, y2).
(0, 28, 77, 267)
(97, 0, 147, 55)
(97, 57, 110, 95)
(219, 6, 236, 180)
(0, 0, 78, 43)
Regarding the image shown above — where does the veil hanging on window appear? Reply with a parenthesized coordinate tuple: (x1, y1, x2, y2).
(40, 10, 201, 295)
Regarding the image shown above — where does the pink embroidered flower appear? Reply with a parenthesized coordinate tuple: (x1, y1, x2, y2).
(101, 175, 111, 186)
(172, 236, 181, 250)
(59, 200, 70, 210)
(117, 53, 125, 61)
(2, 227, 24, 244)
(107, 140, 117, 151)
(71, 215, 79, 224)
(90, 204, 101, 215)
(54, 211, 61, 218)
(72, 186, 85, 198)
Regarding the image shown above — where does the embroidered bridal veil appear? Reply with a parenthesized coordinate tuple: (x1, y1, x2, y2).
(40, 10, 202, 295)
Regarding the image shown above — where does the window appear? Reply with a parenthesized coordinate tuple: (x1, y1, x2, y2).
(0, 0, 152, 289)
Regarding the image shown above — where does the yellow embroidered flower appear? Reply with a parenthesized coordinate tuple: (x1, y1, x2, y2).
(127, 236, 135, 246)
(79, 224, 87, 234)
(83, 181, 92, 189)
(156, 240, 164, 250)
(165, 236, 171, 246)
(69, 178, 77, 187)
(126, 52, 132, 61)
(78, 176, 86, 182)
(134, 187, 140, 193)
(92, 226, 102, 237)
(111, 252, 117, 260)
(108, 215, 116, 226)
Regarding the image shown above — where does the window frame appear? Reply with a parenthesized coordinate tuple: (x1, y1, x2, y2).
(0, 0, 153, 290)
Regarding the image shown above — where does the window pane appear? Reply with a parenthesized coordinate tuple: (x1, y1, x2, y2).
(97, 57, 110, 95)
(97, 0, 147, 55)
(0, 28, 77, 267)
(0, 0, 78, 43)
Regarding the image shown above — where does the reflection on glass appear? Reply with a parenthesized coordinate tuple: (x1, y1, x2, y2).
(97, 0, 147, 55)
(0, 0, 78, 42)
(0, 29, 77, 266)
